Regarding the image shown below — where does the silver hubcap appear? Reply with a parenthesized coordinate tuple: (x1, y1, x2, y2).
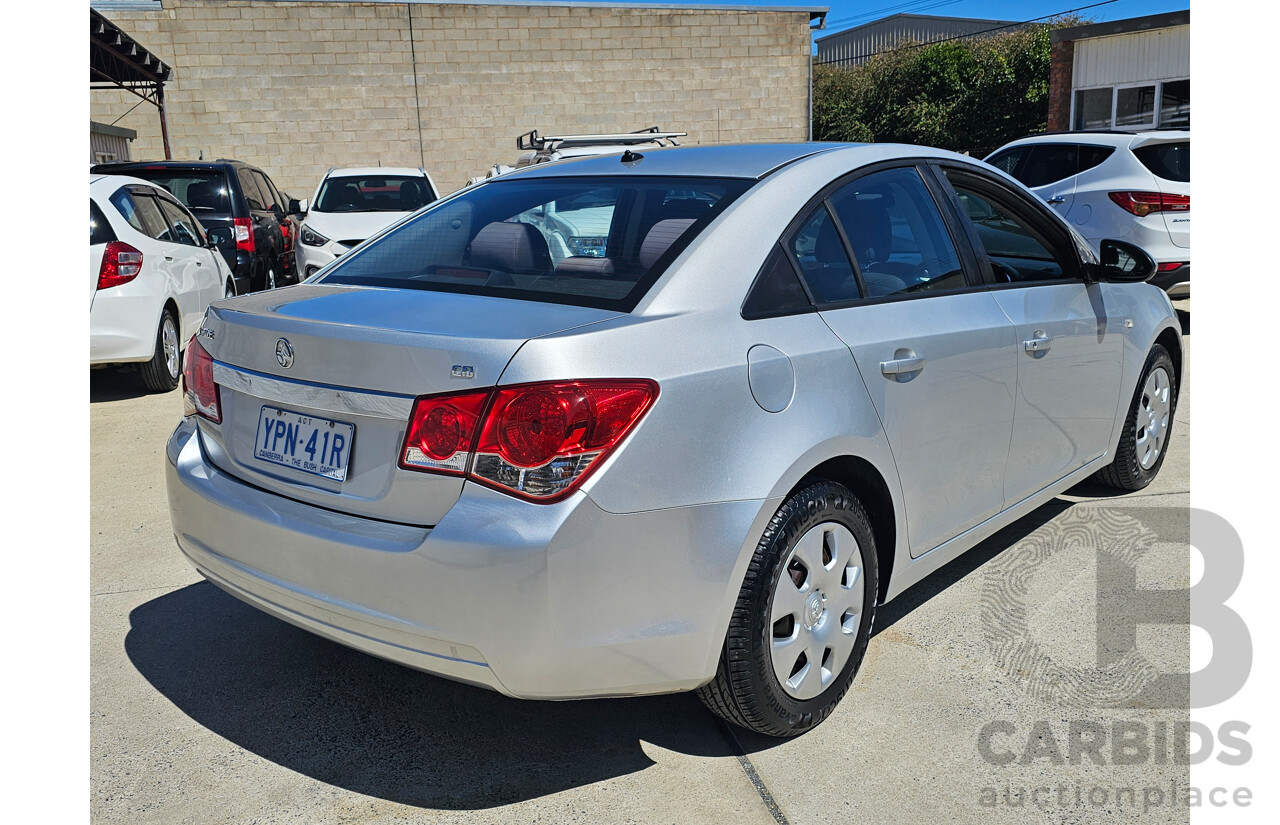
(769, 522, 866, 701)
(161, 316, 179, 379)
(1136, 366, 1172, 470)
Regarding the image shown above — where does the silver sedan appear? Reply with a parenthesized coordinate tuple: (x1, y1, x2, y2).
(166, 143, 1181, 737)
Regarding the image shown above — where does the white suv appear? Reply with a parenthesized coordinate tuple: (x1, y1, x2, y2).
(295, 167, 439, 280)
(985, 131, 1189, 298)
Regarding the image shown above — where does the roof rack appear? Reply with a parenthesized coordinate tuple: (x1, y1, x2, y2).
(516, 126, 687, 151)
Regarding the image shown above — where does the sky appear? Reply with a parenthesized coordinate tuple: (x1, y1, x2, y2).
(612, 0, 1189, 37)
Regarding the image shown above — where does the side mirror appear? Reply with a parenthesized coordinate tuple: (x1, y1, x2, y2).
(290, 198, 308, 215)
(1089, 239, 1156, 283)
(206, 226, 233, 247)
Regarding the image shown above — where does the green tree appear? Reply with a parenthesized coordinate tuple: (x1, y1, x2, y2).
(812, 22, 1072, 153)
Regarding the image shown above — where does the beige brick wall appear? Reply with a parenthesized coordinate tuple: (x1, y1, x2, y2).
(91, 0, 814, 196)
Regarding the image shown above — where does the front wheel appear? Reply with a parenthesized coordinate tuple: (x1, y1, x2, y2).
(1094, 344, 1177, 490)
(697, 481, 878, 737)
(139, 309, 181, 393)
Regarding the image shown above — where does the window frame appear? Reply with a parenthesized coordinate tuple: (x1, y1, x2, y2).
(740, 159, 989, 319)
(1069, 78, 1190, 131)
(927, 162, 1086, 290)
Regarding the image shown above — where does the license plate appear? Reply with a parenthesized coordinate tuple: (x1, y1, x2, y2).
(254, 406, 355, 481)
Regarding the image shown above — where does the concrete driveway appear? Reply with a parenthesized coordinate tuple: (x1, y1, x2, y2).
(91, 312, 1191, 824)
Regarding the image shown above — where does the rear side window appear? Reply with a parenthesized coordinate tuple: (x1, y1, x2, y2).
(1018, 145, 1078, 187)
(253, 170, 283, 211)
(109, 188, 168, 240)
(125, 171, 232, 215)
(90, 200, 116, 245)
(788, 205, 858, 303)
(1134, 142, 1190, 183)
(319, 176, 751, 311)
(1077, 145, 1115, 175)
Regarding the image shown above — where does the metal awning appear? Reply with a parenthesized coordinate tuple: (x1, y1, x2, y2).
(90, 8, 173, 158)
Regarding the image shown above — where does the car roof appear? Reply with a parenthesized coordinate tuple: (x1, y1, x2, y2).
(326, 167, 424, 178)
(89, 172, 172, 194)
(504, 143, 860, 180)
(994, 130, 1191, 152)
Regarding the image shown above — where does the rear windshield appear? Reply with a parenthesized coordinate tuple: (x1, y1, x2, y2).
(318, 175, 753, 311)
(1133, 142, 1190, 183)
(124, 170, 233, 214)
(315, 175, 437, 213)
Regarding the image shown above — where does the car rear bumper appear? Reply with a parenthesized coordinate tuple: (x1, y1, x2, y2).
(1149, 262, 1190, 299)
(165, 418, 771, 699)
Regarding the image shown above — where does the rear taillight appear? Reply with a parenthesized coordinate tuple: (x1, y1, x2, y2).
(1108, 191, 1190, 217)
(182, 336, 221, 423)
(97, 241, 143, 290)
(233, 217, 255, 253)
(400, 379, 658, 502)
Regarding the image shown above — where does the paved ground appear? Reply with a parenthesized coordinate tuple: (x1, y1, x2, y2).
(91, 307, 1191, 824)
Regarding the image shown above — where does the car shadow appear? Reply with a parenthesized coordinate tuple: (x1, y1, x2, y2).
(90, 368, 164, 403)
(125, 498, 1079, 805)
(125, 583, 740, 810)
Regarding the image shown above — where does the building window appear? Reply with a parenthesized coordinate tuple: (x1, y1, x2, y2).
(1159, 79, 1190, 128)
(1072, 79, 1188, 131)
(1073, 88, 1113, 130)
(1115, 85, 1157, 128)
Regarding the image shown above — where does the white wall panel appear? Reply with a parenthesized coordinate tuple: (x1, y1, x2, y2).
(1073, 25, 1190, 88)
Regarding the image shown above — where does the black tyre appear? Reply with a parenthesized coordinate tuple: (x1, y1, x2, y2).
(139, 309, 181, 393)
(697, 480, 878, 737)
(224, 279, 236, 299)
(1094, 344, 1177, 491)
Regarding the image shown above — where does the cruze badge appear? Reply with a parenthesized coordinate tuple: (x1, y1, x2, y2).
(275, 338, 294, 369)
(451, 364, 476, 379)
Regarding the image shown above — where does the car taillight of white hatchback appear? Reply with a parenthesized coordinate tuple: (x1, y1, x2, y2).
(399, 379, 658, 503)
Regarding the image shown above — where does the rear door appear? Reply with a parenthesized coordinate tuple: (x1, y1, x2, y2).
(796, 163, 1018, 557)
(936, 165, 1123, 504)
(155, 193, 221, 333)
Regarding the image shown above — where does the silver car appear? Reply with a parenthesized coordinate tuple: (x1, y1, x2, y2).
(166, 143, 1182, 737)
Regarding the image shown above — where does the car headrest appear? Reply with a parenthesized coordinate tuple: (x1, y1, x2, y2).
(639, 218, 697, 270)
(553, 256, 615, 278)
(185, 180, 226, 211)
(468, 221, 551, 274)
(841, 198, 893, 265)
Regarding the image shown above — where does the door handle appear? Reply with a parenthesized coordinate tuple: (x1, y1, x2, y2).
(1023, 331, 1052, 356)
(164, 255, 174, 262)
(880, 355, 926, 378)
(195, 261, 203, 266)
(1047, 197, 1066, 205)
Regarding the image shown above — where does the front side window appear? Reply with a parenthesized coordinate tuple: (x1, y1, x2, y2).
(156, 197, 205, 246)
(945, 173, 1074, 284)
(314, 175, 437, 213)
(319, 176, 750, 311)
(828, 167, 966, 298)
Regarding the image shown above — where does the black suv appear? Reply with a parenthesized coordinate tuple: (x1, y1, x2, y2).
(90, 159, 300, 294)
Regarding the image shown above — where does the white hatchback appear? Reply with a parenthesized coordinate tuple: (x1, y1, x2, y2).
(295, 168, 438, 280)
(90, 174, 236, 392)
(985, 131, 1190, 298)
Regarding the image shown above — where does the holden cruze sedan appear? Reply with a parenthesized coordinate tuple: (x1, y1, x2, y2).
(166, 143, 1181, 737)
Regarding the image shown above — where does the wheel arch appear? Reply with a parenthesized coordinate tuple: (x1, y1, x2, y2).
(793, 455, 898, 604)
(1155, 324, 1183, 393)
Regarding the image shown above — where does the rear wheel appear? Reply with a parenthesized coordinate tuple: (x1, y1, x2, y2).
(1094, 344, 1176, 490)
(139, 309, 181, 393)
(224, 280, 236, 299)
(697, 480, 878, 737)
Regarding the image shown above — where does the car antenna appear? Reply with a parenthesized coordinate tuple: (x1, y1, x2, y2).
(621, 150, 643, 164)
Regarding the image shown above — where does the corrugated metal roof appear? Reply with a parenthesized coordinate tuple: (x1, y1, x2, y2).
(91, 0, 828, 21)
(815, 13, 1019, 66)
